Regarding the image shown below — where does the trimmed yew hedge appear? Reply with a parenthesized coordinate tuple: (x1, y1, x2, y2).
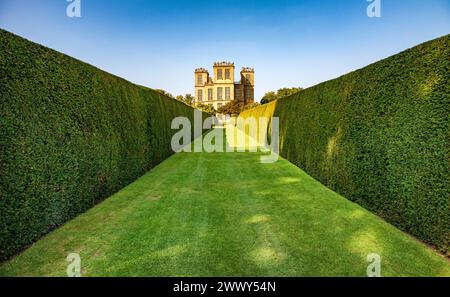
(241, 35, 450, 253)
(0, 29, 207, 259)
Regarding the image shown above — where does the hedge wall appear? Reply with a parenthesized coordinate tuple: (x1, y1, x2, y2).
(0, 29, 207, 259)
(241, 35, 450, 254)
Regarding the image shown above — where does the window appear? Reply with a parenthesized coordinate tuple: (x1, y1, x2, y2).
(197, 89, 203, 101)
(245, 88, 252, 99)
(208, 89, 213, 101)
(217, 87, 223, 100)
(197, 74, 203, 85)
(217, 69, 223, 80)
(225, 69, 231, 80)
(235, 88, 241, 101)
(225, 87, 231, 100)
(245, 74, 251, 82)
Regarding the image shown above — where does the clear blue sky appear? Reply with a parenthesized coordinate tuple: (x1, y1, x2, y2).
(1, 0, 449, 101)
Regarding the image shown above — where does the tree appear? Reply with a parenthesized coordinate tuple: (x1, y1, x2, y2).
(242, 102, 260, 111)
(196, 103, 216, 115)
(260, 91, 277, 104)
(184, 94, 194, 106)
(277, 87, 302, 98)
(174, 94, 194, 106)
(217, 100, 244, 116)
(260, 87, 303, 104)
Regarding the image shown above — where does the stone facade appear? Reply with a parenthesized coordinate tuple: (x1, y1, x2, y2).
(194, 62, 254, 110)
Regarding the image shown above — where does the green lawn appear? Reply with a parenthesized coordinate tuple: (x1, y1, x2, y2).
(0, 128, 449, 277)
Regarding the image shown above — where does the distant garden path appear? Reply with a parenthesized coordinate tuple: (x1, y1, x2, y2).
(0, 129, 449, 277)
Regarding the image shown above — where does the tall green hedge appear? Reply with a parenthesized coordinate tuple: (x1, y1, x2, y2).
(241, 35, 450, 254)
(0, 29, 208, 259)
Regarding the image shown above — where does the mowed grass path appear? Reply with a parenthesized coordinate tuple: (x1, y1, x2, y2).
(1, 129, 449, 276)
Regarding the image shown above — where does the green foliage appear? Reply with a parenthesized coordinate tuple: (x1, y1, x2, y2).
(183, 94, 194, 106)
(241, 102, 261, 112)
(260, 91, 277, 104)
(260, 87, 303, 104)
(176, 94, 194, 106)
(217, 100, 244, 116)
(242, 35, 450, 254)
(0, 29, 208, 259)
(276, 87, 303, 98)
(196, 103, 216, 115)
(155, 89, 175, 99)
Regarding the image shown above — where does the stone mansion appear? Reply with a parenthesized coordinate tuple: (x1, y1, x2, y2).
(194, 62, 254, 110)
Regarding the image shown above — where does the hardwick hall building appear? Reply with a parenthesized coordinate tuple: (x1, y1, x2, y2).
(194, 62, 254, 110)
